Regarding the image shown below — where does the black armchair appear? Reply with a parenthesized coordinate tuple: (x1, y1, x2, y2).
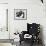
(19, 23, 40, 45)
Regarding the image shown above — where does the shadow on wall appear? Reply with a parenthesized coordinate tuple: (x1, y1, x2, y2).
(40, 25, 45, 46)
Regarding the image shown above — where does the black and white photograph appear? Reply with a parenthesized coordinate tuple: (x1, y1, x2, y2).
(14, 9, 27, 20)
(0, 0, 46, 46)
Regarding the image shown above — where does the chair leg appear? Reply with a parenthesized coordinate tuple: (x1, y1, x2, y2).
(30, 41, 34, 46)
(30, 39, 34, 46)
(20, 41, 21, 45)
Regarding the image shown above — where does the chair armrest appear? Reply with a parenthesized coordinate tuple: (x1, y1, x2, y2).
(19, 34, 24, 41)
(19, 31, 27, 41)
(22, 31, 28, 35)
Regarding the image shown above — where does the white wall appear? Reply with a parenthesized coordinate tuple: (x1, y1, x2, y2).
(9, 0, 44, 38)
(0, 0, 8, 3)
(0, 4, 9, 39)
(8, 0, 46, 46)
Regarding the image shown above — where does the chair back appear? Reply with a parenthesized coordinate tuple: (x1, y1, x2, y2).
(27, 23, 40, 35)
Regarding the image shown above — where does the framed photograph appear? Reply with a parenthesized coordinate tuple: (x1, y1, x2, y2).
(14, 9, 27, 20)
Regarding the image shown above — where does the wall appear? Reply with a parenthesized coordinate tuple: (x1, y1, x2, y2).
(0, 0, 12, 46)
(0, 4, 9, 39)
(8, 0, 46, 45)
(0, 0, 8, 3)
(9, 0, 45, 38)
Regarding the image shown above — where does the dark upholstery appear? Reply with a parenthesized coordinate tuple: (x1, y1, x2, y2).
(19, 23, 40, 45)
(27, 23, 40, 35)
